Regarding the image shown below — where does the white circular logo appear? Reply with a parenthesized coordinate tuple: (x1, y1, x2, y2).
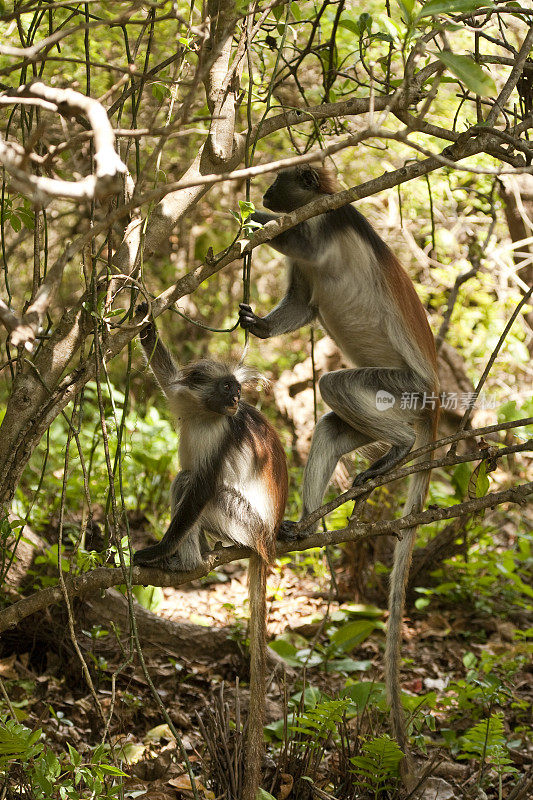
(375, 390, 396, 411)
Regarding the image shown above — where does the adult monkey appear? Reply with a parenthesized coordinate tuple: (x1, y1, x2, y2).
(134, 304, 288, 800)
(239, 165, 439, 766)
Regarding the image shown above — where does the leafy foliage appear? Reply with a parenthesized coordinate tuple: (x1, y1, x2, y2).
(0, 717, 43, 766)
(459, 713, 519, 799)
(0, 718, 126, 800)
(414, 526, 533, 614)
(269, 604, 383, 673)
(289, 697, 351, 745)
(349, 734, 403, 799)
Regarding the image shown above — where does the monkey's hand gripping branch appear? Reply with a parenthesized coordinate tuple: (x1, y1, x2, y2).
(238, 303, 271, 339)
(136, 302, 157, 345)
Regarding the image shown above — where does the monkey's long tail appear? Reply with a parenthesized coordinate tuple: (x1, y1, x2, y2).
(385, 412, 437, 759)
(242, 553, 267, 800)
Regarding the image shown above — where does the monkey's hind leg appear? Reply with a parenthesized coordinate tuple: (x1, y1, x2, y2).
(278, 411, 372, 541)
(170, 471, 209, 555)
(319, 369, 417, 488)
(166, 524, 204, 572)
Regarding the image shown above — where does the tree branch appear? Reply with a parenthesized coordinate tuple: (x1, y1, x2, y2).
(0, 82, 127, 348)
(1, 481, 530, 635)
(0, 82, 126, 205)
(485, 23, 533, 127)
(292, 438, 533, 536)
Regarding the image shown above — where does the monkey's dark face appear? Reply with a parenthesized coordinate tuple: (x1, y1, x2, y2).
(263, 166, 321, 212)
(186, 372, 240, 416)
(180, 361, 244, 416)
(205, 375, 241, 416)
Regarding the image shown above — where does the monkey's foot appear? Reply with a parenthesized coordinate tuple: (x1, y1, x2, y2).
(352, 468, 374, 487)
(133, 542, 174, 569)
(352, 442, 414, 487)
(166, 554, 204, 572)
(278, 520, 308, 541)
(133, 548, 164, 568)
(134, 550, 203, 573)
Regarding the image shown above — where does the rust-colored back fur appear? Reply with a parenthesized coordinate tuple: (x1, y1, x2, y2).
(249, 418, 288, 562)
(383, 251, 438, 382)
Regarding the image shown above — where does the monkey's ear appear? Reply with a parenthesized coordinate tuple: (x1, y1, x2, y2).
(300, 166, 320, 191)
(234, 364, 269, 390)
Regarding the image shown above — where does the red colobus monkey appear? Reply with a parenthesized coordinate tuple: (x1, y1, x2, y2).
(239, 166, 439, 765)
(135, 304, 288, 800)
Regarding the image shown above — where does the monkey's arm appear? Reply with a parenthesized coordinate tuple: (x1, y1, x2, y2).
(239, 263, 315, 338)
(251, 211, 318, 261)
(138, 307, 180, 392)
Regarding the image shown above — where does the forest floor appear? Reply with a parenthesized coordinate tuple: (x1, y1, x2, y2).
(3, 543, 532, 800)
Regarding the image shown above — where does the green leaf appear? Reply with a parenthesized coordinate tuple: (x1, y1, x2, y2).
(475, 461, 490, 497)
(339, 19, 360, 35)
(325, 658, 372, 674)
(451, 462, 471, 499)
(356, 733, 403, 767)
(436, 51, 496, 96)
(132, 584, 164, 612)
(144, 723, 175, 743)
(67, 742, 81, 767)
(330, 619, 377, 651)
(396, 0, 416, 19)
(463, 651, 477, 669)
(17, 209, 35, 230)
(338, 603, 384, 619)
(98, 764, 128, 775)
(238, 199, 255, 221)
(341, 681, 388, 712)
(418, 0, 493, 18)
(151, 83, 168, 102)
(378, 13, 405, 42)
(358, 13, 373, 34)
(264, 717, 287, 740)
(498, 400, 518, 423)
(290, 687, 323, 708)
(268, 639, 300, 666)
(370, 32, 394, 43)
(0, 720, 43, 764)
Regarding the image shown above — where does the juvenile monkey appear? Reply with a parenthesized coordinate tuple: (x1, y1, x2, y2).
(239, 166, 439, 762)
(135, 305, 288, 800)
